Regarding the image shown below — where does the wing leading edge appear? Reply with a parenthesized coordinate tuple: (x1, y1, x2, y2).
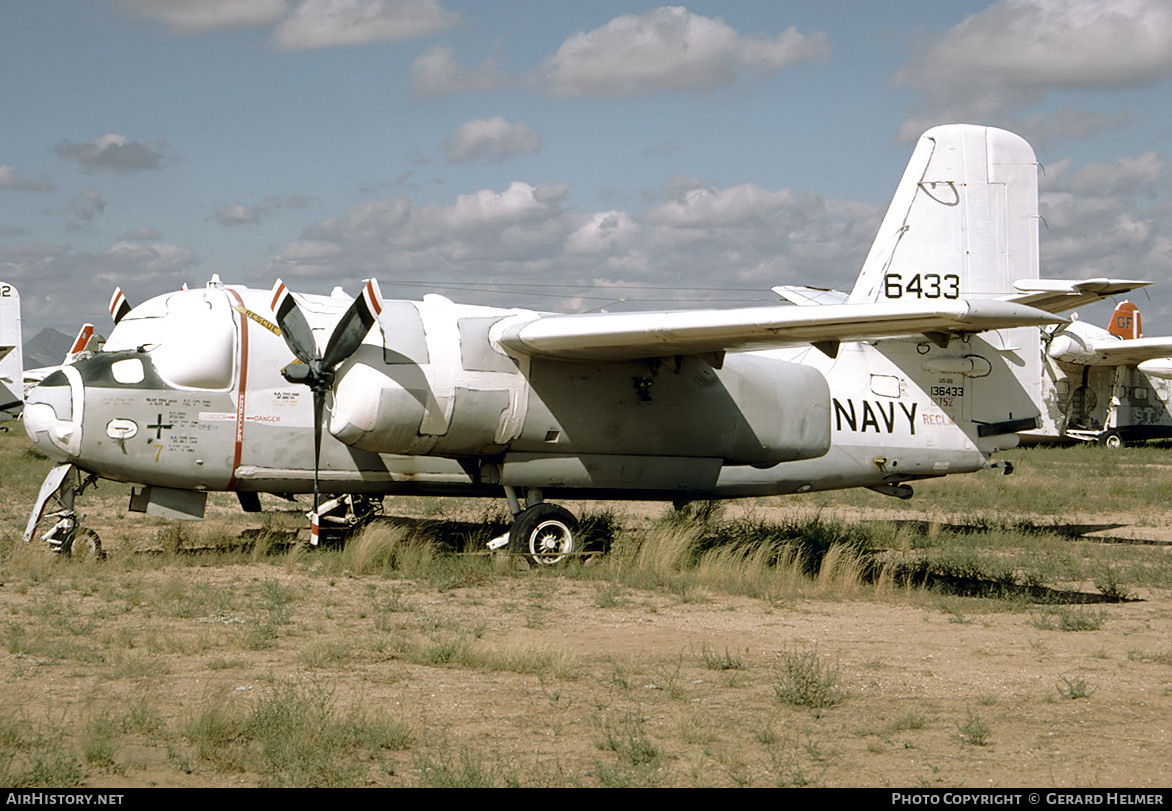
(494, 300, 1066, 362)
(776, 278, 1152, 315)
(1077, 336, 1172, 367)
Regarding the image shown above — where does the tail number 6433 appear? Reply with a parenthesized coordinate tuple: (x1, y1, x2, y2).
(883, 273, 960, 299)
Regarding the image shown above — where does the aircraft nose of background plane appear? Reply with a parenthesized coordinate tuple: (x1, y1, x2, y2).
(22, 365, 83, 463)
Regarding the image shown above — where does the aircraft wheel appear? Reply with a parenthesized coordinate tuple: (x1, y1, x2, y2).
(1098, 431, 1124, 449)
(509, 504, 578, 566)
(62, 529, 104, 561)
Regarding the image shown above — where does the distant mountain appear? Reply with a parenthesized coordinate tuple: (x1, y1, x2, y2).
(24, 327, 73, 369)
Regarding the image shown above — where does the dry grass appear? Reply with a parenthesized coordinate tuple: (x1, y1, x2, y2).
(3, 433, 1172, 786)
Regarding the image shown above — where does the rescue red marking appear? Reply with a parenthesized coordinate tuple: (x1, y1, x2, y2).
(226, 289, 250, 490)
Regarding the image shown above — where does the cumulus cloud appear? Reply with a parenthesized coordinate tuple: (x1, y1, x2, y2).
(212, 203, 264, 227)
(1, 238, 199, 333)
(0, 165, 54, 191)
(565, 211, 641, 256)
(101, 241, 198, 277)
(1016, 106, 1129, 144)
(540, 6, 829, 97)
(443, 118, 542, 165)
(211, 195, 316, 226)
(1068, 152, 1164, 196)
(896, 0, 1172, 138)
(264, 176, 883, 308)
(114, 0, 289, 34)
(122, 226, 163, 241)
(266, 181, 573, 284)
(56, 134, 167, 173)
(271, 0, 459, 50)
(410, 45, 509, 98)
(644, 182, 799, 228)
(116, 0, 459, 49)
(1036, 148, 1172, 289)
(70, 188, 107, 223)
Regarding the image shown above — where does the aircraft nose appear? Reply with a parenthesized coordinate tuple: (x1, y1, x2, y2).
(23, 365, 83, 462)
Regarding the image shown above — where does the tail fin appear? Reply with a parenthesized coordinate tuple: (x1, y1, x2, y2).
(849, 125, 1040, 304)
(0, 282, 23, 421)
(1108, 301, 1142, 340)
(64, 324, 98, 365)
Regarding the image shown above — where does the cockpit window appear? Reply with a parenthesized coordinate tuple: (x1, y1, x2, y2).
(111, 358, 145, 384)
(105, 290, 236, 390)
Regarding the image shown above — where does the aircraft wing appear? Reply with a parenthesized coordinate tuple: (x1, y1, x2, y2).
(495, 300, 1066, 362)
(1085, 336, 1172, 367)
(1004, 278, 1151, 314)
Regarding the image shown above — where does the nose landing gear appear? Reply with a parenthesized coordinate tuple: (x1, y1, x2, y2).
(23, 464, 104, 559)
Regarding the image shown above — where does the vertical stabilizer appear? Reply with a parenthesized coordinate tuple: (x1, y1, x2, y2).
(64, 324, 98, 365)
(1108, 301, 1142, 340)
(0, 282, 23, 421)
(849, 125, 1040, 304)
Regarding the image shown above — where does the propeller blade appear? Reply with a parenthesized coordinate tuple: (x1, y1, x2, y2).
(321, 279, 382, 370)
(267, 279, 382, 545)
(109, 288, 131, 325)
(270, 279, 318, 366)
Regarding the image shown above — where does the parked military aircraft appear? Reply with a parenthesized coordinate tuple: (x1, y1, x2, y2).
(0, 282, 22, 424)
(22, 125, 1096, 561)
(1025, 301, 1172, 447)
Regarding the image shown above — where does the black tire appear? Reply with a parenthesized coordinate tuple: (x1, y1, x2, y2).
(62, 528, 104, 561)
(1098, 431, 1124, 449)
(509, 504, 578, 566)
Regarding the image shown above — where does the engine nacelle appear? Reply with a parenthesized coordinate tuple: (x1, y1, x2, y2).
(1047, 332, 1098, 365)
(328, 352, 831, 469)
(1138, 357, 1172, 380)
(329, 362, 428, 453)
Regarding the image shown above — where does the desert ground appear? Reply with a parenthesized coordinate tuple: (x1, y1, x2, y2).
(1, 433, 1170, 788)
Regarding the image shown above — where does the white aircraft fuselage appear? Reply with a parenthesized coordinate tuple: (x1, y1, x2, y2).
(23, 280, 1030, 514)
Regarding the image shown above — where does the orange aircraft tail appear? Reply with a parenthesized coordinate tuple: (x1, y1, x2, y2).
(1108, 300, 1142, 340)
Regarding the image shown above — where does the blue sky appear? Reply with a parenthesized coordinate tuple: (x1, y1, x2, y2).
(4, 0, 1172, 336)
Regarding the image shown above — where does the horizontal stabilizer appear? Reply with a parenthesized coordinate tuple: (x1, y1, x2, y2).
(772, 285, 849, 306)
(1005, 278, 1151, 314)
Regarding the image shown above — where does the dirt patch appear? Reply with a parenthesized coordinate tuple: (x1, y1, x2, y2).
(2, 521, 1170, 787)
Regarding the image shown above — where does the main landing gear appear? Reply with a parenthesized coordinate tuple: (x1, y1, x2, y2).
(1097, 430, 1125, 449)
(489, 486, 580, 566)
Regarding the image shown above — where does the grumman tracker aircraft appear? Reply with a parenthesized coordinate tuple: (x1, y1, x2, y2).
(22, 124, 1131, 562)
(0, 282, 22, 424)
(1026, 301, 1172, 447)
